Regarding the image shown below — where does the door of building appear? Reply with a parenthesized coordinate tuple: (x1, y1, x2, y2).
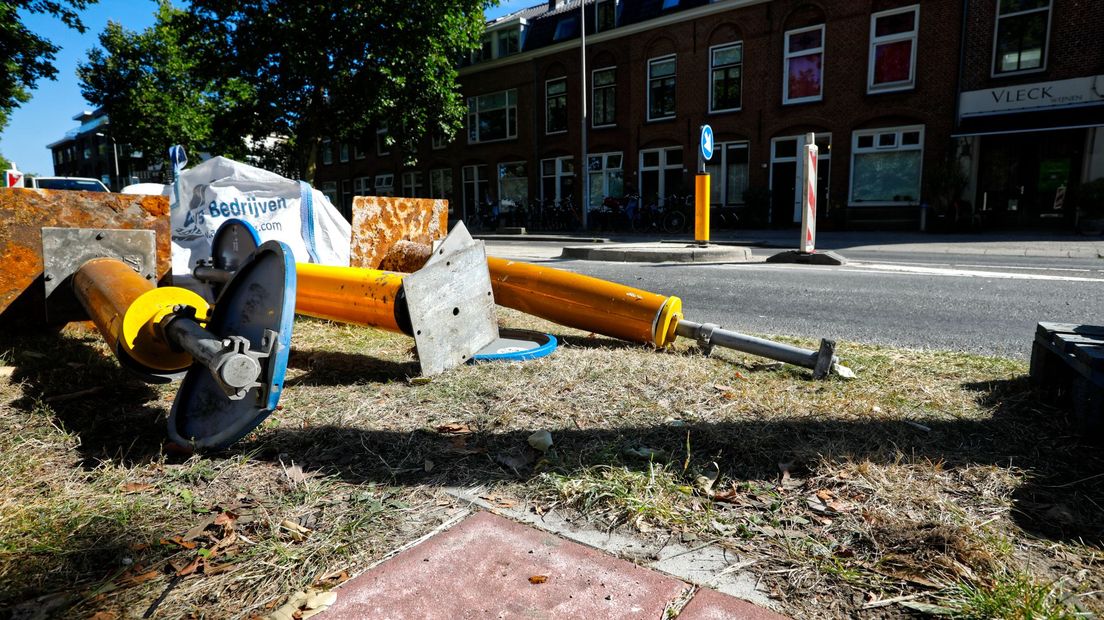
(769, 133, 831, 225)
(976, 129, 1083, 227)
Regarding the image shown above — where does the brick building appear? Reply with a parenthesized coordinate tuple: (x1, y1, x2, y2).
(316, 0, 967, 230)
(47, 109, 155, 190)
(954, 0, 1104, 228)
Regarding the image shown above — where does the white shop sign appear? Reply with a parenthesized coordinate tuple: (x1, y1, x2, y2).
(959, 75, 1104, 118)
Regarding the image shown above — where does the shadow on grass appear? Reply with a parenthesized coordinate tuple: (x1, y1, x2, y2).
(236, 376, 1104, 546)
(285, 349, 420, 386)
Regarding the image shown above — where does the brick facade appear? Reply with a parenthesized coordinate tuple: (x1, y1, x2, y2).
(317, 0, 966, 230)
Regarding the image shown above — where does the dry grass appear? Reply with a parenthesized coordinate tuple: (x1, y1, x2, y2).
(1, 311, 1102, 619)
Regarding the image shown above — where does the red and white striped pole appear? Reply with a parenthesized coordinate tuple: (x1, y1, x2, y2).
(800, 132, 818, 254)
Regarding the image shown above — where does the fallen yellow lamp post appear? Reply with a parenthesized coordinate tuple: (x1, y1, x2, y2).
(39, 226, 298, 448)
(192, 219, 498, 376)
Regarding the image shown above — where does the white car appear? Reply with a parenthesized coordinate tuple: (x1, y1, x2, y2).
(29, 176, 110, 192)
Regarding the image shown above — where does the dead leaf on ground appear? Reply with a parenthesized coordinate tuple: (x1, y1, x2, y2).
(280, 519, 311, 542)
(436, 422, 472, 434)
(528, 575, 548, 584)
(713, 384, 735, 392)
(284, 463, 310, 485)
(116, 569, 160, 588)
(160, 536, 198, 550)
(314, 570, 350, 588)
(479, 493, 518, 509)
(88, 612, 119, 620)
(122, 482, 153, 494)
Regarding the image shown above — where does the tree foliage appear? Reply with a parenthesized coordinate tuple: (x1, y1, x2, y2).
(78, 2, 253, 171)
(0, 0, 97, 129)
(183, 0, 488, 181)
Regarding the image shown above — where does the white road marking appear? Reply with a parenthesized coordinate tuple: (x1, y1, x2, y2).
(832, 262, 1104, 282)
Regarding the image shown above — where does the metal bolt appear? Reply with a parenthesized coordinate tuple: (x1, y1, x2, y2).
(145, 274, 154, 280)
(95, 232, 104, 240)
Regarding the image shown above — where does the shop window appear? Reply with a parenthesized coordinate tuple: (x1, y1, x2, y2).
(639, 147, 684, 205)
(647, 55, 676, 121)
(592, 67, 616, 127)
(783, 25, 824, 104)
(868, 6, 918, 93)
(540, 156, 575, 204)
(850, 125, 924, 205)
(401, 171, 423, 197)
(587, 152, 624, 210)
(994, 0, 1050, 75)
(546, 78, 567, 134)
(462, 164, 489, 220)
(467, 90, 518, 143)
(705, 142, 749, 206)
(710, 42, 743, 112)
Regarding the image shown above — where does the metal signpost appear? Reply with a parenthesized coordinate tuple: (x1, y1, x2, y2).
(696, 125, 713, 246)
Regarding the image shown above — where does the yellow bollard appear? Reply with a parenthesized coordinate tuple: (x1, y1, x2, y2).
(294, 263, 408, 333)
(695, 173, 710, 245)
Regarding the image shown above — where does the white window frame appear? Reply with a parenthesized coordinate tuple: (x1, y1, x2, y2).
(705, 141, 750, 206)
(462, 164, 489, 221)
(638, 146, 683, 206)
(374, 173, 394, 197)
(586, 151, 624, 209)
(849, 125, 924, 206)
(991, 0, 1052, 77)
(353, 176, 372, 196)
(591, 66, 616, 128)
(783, 24, 825, 105)
(646, 54, 677, 122)
(497, 161, 528, 210)
(467, 89, 518, 144)
(430, 168, 454, 214)
(867, 5, 919, 94)
(401, 171, 423, 197)
(432, 130, 448, 150)
(339, 142, 350, 163)
(545, 77, 568, 135)
(540, 156, 574, 203)
(321, 181, 338, 205)
(354, 143, 366, 160)
(709, 42, 743, 113)
(376, 122, 390, 156)
(321, 139, 333, 165)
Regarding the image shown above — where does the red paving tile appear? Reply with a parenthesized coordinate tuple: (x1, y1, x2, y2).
(323, 511, 688, 619)
(677, 587, 791, 620)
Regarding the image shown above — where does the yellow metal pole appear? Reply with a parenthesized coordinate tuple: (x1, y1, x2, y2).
(295, 262, 408, 333)
(72, 258, 209, 374)
(695, 173, 710, 245)
(486, 256, 682, 347)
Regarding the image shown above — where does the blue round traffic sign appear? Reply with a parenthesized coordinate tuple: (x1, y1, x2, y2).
(700, 125, 714, 161)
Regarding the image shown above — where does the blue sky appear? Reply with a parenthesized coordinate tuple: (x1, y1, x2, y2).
(1, 0, 539, 176)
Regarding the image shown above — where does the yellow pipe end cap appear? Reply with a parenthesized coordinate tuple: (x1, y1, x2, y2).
(653, 296, 683, 347)
(121, 286, 210, 373)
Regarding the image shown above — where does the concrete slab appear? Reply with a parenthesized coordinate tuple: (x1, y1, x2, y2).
(323, 511, 689, 620)
(561, 243, 753, 263)
(678, 587, 791, 620)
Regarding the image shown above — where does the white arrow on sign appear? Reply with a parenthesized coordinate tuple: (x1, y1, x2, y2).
(700, 125, 714, 161)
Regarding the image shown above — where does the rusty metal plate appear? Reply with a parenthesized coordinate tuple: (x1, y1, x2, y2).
(0, 188, 170, 325)
(350, 196, 448, 269)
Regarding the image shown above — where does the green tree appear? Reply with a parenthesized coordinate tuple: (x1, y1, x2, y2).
(78, 1, 253, 174)
(0, 0, 97, 129)
(184, 0, 489, 182)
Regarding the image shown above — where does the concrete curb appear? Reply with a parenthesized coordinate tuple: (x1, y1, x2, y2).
(561, 243, 754, 263)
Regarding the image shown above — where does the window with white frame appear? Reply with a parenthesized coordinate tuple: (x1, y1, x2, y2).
(647, 55, 676, 121)
(432, 129, 448, 150)
(353, 176, 372, 196)
(783, 25, 824, 104)
(704, 142, 749, 206)
(540, 156, 575, 203)
(868, 6, 918, 93)
(546, 78, 567, 134)
(496, 28, 520, 56)
(430, 168, 454, 214)
(850, 126, 924, 204)
(321, 181, 338, 205)
(401, 171, 423, 197)
(467, 90, 517, 143)
(596, 0, 616, 31)
(339, 142, 350, 162)
(322, 139, 333, 165)
(994, 0, 1050, 75)
(498, 162, 528, 210)
(376, 122, 390, 156)
(354, 143, 366, 160)
(462, 165, 488, 220)
(639, 147, 684, 205)
(586, 152, 624, 209)
(710, 42, 743, 112)
(374, 173, 394, 197)
(592, 67, 616, 127)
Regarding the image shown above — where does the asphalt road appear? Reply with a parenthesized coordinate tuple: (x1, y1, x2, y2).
(485, 242, 1104, 359)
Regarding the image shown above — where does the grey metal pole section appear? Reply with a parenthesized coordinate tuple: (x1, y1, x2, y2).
(675, 319, 853, 378)
(579, 0, 588, 231)
(163, 315, 263, 394)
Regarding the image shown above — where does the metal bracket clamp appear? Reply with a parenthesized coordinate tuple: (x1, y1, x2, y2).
(160, 305, 272, 401)
(40, 227, 157, 323)
(691, 322, 718, 356)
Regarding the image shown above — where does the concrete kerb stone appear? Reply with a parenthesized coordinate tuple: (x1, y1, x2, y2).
(560, 243, 754, 263)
